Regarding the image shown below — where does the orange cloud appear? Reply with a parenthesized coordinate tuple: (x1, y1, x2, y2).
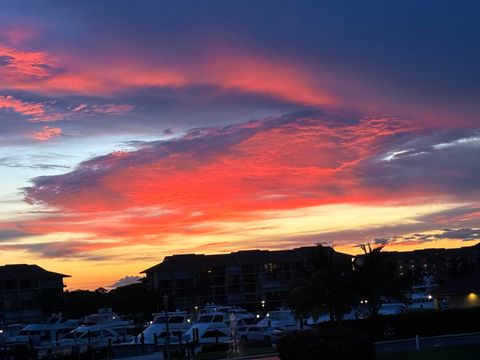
(1, 42, 334, 105)
(23, 115, 416, 242)
(32, 126, 63, 141)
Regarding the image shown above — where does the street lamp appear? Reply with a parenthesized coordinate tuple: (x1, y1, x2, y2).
(163, 294, 171, 360)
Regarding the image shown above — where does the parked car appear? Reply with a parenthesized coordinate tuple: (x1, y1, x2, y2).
(378, 303, 407, 315)
(237, 325, 283, 345)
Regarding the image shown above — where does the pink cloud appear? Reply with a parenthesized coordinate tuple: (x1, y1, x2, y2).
(0, 94, 134, 123)
(24, 114, 415, 219)
(1, 42, 335, 106)
(0, 95, 47, 118)
(0, 43, 55, 81)
(31, 126, 63, 141)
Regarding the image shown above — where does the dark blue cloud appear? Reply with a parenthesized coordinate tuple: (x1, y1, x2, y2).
(360, 129, 480, 195)
(2, 0, 479, 128)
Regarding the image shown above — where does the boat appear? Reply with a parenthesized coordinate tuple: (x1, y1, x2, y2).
(184, 312, 231, 345)
(199, 304, 256, 326)
(256, 309, 301, 330)
(407, 277, 438, 311)
(57, 308, 133, 348)
(137, 310, 192, 344)
(4, 313, 80, 345)
(0, 324, 24, 343)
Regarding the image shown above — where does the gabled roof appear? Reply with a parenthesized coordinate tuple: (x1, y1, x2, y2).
(141, 253, 238, 273)
(231, 250, 270, 265)
(142, 246, 324, 273)
(0, 264, 70, 279)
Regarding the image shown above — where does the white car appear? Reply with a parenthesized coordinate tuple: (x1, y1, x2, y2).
(236, 325, 283, 345)
(378, 303, 407, 315)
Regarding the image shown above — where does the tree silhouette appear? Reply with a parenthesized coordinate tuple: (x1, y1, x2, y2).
(354, 243, 403, 316)
(294, 244, 354, 324)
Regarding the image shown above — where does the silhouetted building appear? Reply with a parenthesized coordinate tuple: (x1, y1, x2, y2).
(384, 243, 480, 286)
(143, 243, 480, 310)
(142, 246, 350, 310)
(434, 269, 480, 308)
(0, 264, 69, 324)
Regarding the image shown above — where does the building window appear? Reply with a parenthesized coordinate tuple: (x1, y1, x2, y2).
(264, 263, 278, 273)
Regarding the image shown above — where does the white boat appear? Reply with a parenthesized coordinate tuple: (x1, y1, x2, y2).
(0, 324, 24, 343)
(228, 307, 256, 325)
(137, 310, 192, 344)
(306, 308, 364, 325)
(408, 292, 437, 310)
(408, 277, 438, 311)
(200, 304, 256, 326)
(256, 309, 301, 330)
(184, 312, 231, 345)
(58, 308, 133, 347)
(4, 313, 80, 345)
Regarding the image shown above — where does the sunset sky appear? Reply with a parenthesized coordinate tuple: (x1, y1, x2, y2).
(1, 1, 479, 289)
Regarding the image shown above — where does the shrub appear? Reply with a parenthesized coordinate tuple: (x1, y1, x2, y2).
(277, 327, 374, 360)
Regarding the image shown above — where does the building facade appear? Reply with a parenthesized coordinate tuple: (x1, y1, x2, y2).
(142, 246, 341, 310)
(0, 264, 69, 324)
(386, 243, 480, 286)
(143, 243, 480, 311)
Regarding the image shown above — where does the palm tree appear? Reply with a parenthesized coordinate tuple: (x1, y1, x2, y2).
(309, 244, 354, 324)
(354, 243, 402, 316)
(288, 285, 310, 329)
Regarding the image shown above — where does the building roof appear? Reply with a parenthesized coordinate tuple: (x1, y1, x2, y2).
(0, 264, 70, 280)
(142, 246, 331, 273)
(142, 253, 238, 273)
(384, 243, 480, 262)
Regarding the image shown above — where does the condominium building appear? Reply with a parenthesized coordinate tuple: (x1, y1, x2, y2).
(142, 246, 348, 310)
(0, 264, 69, 324)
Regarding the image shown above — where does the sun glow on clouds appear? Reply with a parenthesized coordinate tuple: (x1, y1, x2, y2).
(1, 39, 334, 106)
(13, 111, 476, 286)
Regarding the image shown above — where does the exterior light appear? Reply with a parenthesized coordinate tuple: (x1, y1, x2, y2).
(364, 300, 368, 304)
(187, 319, 191, 323)
(427, 295, 433, 300)
(256, 314, 260, 319)
(468, 293, 478, 302)
(149, 321, 153, 325)
(266, 313, 270, 317)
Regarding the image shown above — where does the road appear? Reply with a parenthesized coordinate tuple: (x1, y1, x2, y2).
(375, 332, 480, 353)
(246, 331, 480, 359)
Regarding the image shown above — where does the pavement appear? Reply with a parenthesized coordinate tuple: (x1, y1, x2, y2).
(375, 331, 480, 353)
(238, 331, 480, 359)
